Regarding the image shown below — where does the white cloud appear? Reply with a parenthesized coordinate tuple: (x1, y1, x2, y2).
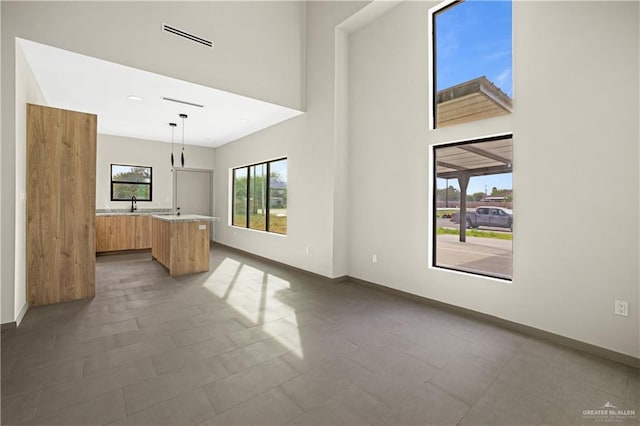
(484, 50, 511, 61)
(493, 68, 511, 90)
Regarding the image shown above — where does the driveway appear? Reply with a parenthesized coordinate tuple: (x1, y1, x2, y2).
(434, 234, 512, 279)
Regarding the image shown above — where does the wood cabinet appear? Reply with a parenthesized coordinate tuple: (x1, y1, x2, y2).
(95, 216, 111, 252)
(27, 104, 96, 306)
(152, 216, 211, 277)
(95, 215, 152, 253)
(135, 215, 152, 249)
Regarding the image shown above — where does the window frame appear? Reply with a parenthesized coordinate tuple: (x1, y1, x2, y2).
(429, 0, 513, 130)
(429, 0, 460, 130)
(231, 157, 287, 235)
(431, 134, 513, 282)
(110, 163, 153, 202)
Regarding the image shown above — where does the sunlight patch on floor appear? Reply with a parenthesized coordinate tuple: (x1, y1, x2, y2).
(201, 257, 304, 359)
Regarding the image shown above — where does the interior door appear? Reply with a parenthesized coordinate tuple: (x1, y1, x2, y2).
(174, 169, 213, 237)
(27, 104, 96, 306)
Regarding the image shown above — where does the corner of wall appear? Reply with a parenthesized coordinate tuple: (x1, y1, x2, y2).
(14, 40, 47, 323)
(1, 26, 16, 325)
(300, 0, 307, 111)
(0, 0, 5, 325)
(15, 301, 27, 326)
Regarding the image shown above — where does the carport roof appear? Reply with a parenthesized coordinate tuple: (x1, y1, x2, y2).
(436, 76, 513, 128)
(436, 136, 512, 179)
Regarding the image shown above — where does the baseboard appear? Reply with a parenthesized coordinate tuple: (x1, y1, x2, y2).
(1, 302, 29, 330)
(349, 276, 640, 369)
(211, 242, 347, 283)
(211, 242, 639, 368)
(15, 302, 28, 326)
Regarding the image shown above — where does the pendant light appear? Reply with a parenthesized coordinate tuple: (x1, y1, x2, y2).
(169, 122, 177, 167)
(179, 113, 188, 167)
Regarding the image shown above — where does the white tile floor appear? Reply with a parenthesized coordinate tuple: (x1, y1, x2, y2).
(2, 245, 638, 425)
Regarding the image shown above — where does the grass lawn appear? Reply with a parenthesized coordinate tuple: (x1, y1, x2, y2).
(234, 214, 287, 235)
(436, 227, 512, 240)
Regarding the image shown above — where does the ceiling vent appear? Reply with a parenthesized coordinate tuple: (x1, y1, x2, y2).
(162, 23, 213, 49)
(162, 97, 204, 108)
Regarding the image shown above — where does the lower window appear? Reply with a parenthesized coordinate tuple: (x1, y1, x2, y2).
(232, 158, 287, 235)
(433, 135, 513, 280)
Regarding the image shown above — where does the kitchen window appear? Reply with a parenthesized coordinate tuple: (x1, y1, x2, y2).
(232, 158, 287, 235)
(111, 164, 152, 201)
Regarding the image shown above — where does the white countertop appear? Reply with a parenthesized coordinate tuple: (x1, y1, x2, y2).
(96, 209, 173, 216)
(151, 214, 220, 222)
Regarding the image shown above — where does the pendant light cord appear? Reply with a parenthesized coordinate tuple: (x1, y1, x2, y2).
(179, 113, 187, 168)
(169, 122, 177, 167)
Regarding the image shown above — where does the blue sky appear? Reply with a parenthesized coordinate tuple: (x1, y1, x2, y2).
(435, 0, 513, 193)
(436, 0, 513, 96)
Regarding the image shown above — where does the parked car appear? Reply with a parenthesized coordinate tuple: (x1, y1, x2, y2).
(451, 206, 513, 231)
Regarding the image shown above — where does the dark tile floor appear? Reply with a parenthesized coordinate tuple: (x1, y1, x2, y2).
(2, 245, 638, 425)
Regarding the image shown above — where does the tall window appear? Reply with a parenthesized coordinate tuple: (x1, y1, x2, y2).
(232, 168, 247, 227)
(433, 135, 513, 280)
(432, 0, 512, 128)
(232, 158, 287, 235)
(111, 164, 152, 201)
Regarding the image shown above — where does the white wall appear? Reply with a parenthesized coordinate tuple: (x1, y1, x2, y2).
(347, 1, 639, 357)
(2, 2, 304, 110)
(97, 134, 215, 210)
(2, 0, 638, 360)
(0, 3, 4, 324)
(1, 1, 304, 324)
(4, 43, 48, 324)
(213, 1, 365, 278)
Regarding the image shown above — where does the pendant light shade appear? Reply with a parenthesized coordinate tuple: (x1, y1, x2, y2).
(179, 113, 188, 168)
(169, 122, 177, 167)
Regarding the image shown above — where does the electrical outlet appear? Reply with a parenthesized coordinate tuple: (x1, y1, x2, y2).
(372, 254, 377, 264)
(305, 246, 310, 255)
(614, 300, 628, 317)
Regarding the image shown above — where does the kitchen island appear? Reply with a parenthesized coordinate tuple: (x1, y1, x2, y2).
(151, 214, 218, 277)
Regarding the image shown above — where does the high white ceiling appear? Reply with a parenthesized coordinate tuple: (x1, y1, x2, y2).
(18, 38, 303, 148)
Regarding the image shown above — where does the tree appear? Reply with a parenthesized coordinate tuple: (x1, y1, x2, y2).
(436, 186, 460, 202)
(234, 170, 288, 214)
(112, 166, 151, 200)
(488, 187, 513, 200)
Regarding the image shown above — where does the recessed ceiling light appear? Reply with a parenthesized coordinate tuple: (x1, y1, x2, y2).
(127, 95, 143, 101)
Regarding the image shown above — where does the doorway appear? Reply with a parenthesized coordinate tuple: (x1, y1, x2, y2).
(173, 168, 214, 239)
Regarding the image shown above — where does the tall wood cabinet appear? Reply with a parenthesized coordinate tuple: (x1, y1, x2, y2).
(27, 104, 97, 306)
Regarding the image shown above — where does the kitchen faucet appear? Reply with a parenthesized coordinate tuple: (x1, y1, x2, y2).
(131, 195, 137, 212)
